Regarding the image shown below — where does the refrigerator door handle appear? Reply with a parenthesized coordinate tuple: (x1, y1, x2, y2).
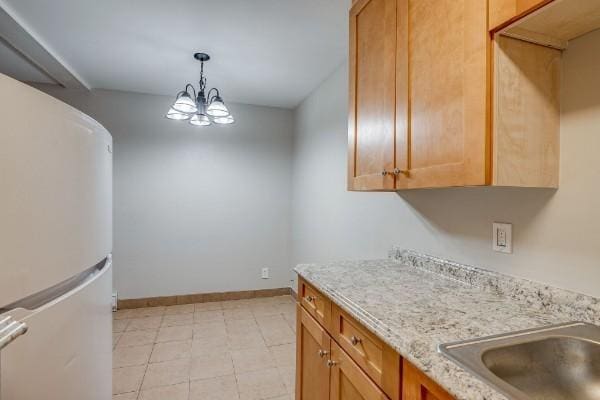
(0, 316, 27, 350)
(0, 255, 111, 314)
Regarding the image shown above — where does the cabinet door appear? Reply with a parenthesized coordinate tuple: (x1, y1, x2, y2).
(329, 341, 389, 400)
(296, 305, 331, 400)
(348, 0, 397, 191)
(396, 0, 489, 189)
(402, 359, 454, 400)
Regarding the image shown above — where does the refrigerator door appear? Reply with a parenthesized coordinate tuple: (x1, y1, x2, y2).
(1, 257, 112, 400)
(0, 73, 112, 306)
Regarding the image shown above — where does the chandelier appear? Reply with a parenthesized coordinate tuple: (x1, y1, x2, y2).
(165, 52, 234, 126)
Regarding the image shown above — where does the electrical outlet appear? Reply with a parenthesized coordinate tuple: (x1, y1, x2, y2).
(493, 222, 512, 253)
(261, 267, 270, 279)
(112, 291, 118, 312)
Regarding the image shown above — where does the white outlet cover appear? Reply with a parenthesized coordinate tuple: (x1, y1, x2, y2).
(261, 267, 270, 279)
(493, 222, 512, 253)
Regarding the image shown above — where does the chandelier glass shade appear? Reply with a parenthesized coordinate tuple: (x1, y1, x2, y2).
(166, 107, 191, 120)
(166, 53, 233, 127)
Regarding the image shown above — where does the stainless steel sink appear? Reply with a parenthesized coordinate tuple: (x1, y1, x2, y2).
(439, 322, 600, 400)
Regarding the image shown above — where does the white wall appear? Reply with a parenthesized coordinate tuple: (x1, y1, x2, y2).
(291, 29, 600, 297)
(34, 86, 294, 299)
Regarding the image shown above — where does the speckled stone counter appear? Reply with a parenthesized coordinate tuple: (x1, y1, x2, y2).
(294, 250, 600, 400)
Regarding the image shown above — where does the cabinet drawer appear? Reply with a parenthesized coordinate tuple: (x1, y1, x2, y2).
(332, 304, 400, 400)
(298, 278, 332, 331)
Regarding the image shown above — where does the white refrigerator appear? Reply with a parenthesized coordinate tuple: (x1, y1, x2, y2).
(0, 73, 113, 399)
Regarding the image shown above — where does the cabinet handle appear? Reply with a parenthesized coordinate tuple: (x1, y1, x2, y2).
(381, 170, 389, 176)
(327, 359, 338, 368)
(393, 168, 408, 176)
(318, 349, 329, 358)
(305, 295, 315, 303)
(350, 336, 362, 346)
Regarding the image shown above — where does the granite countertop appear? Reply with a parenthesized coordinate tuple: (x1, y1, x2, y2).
(294, 250, 600, 400)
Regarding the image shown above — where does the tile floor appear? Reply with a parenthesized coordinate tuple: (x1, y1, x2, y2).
(112, 295, 296, 400)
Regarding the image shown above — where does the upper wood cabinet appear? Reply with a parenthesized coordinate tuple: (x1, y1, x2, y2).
(348, 0, 397, 190)
(395, 0, 489, 189)
(348, 0, 562, 190)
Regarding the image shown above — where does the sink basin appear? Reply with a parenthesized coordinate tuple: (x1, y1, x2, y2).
(439, 322, 600, 400)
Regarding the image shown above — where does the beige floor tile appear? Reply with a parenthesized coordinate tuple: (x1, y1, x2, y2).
(227, 332, 266, 350)
(223, 307, 255, 321)
(113, 365, 146, 395)
(117, 329, 157, 347)
(269, 343, 295, 368)
(113, 344, 153, 368)
(150, 340, 192, 363)
(191, 336, 229, 356)
(256, 316, 295, 346)
(276, 302, 296, 316)
(113, 332, 122, 348)
(112, 392, 138, 400)
(156, 325, 193, 343)
(161, 313, 193, 327)
(189, 350, 234, 380)
(193, 321, 228, 339)
(236, 368, 287, 400)
(114, 309, 136, 320)
(195, 301, 222, 311)
(113, 319, 130, 333)
(139, 382, 189, 400)
(226, 318, 259, 335)
(283, 313, 296, 331)
(126, 316, 163, 331)
(278, 366, 295, 393)
(232, 346, 276, 373)
(141, 358, 190, 389)
(129, 307, 165, 318)
(189, 375, 239, 400)
(164, 304, 195, 315)
(221, 299, 253, 309)
(251, 304, 282, 318)
(194, 310, 224, 324)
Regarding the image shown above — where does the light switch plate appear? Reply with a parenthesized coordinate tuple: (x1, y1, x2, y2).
(493, 222, 512, 253)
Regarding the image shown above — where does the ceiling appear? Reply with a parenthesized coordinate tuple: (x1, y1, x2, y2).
(0, 0, 349, 108)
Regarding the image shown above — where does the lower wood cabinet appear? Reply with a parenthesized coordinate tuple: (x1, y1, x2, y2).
(296, 281, 454, 400)
(330, 341, 388, 400)
(296, 304, 330, 400)
(402, 359, 454, 400)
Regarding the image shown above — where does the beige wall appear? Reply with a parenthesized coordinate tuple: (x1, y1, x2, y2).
(291, 29, 600, 297)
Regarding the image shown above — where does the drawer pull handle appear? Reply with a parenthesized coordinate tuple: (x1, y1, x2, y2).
(327, 359, 338, 367)
(318, 349, 329, 358)
(305, 295, 317, 303)
(350, 336, 362, 346)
